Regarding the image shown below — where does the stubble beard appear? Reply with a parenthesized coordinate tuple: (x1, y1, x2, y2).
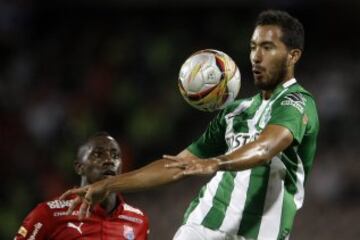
(255, 59, 288, 91)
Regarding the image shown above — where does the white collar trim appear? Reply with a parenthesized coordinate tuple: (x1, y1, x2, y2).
(283, 78, 297, 88)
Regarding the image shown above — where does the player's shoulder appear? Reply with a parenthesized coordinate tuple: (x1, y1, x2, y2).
(23, 200, 70, 219)
(32, 196, 76, 216)
(277, 83, 316, 105)
(286, 83, 315, 101)
(274, 83, 317, 114)
(122, 202, 147, 217)
(44, 198, 74, 210)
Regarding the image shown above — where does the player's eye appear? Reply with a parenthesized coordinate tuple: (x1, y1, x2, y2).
(263, 44, 274, 51)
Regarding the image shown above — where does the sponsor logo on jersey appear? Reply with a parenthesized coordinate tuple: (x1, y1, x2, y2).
(281, 93, 306, 113)
(53, 210, 79, 217)
(226, 132, 260, 151)
(46, 200, 73, 209)
(123, 204, 143, 215)
(28, 222, 42, 240)
(17, 226, 27, 237)
(67, 222, 84, 234)
(123, 225, 135, 240)
(118, 214, 143, 224)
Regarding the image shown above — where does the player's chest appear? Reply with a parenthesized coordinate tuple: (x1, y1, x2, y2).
(224, 103, 271, 152)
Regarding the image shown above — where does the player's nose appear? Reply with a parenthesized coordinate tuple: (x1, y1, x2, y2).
(251, 48, 262, 64)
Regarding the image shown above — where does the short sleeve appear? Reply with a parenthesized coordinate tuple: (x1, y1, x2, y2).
(139, 213, 150, 240)
(268, 92, 311, 145)
(14, 204, 52, 240)
(187, 109, 228, 158)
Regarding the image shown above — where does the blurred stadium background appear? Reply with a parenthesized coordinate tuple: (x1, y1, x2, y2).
(1, 0, 360, 239)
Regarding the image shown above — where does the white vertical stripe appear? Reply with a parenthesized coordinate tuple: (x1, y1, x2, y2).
(219, 170, 252, 234)
(294, 154, 305, 209)
(257, 156, 286, 239)
(247, 100, 269, 135)
(186, 171, 225, 224)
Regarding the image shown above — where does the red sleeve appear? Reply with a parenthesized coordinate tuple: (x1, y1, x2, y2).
(14, 203, 53, 240)
(138, 212, 150, 240)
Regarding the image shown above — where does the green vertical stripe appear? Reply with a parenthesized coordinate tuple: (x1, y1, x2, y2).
(282, 149, 299, 194)
(201, 172, 236, 229)
(238, 166, 270, 238)
(276, 150, 301, 239)
(276, 190, 297, 240)
(183, 185, 206, 224)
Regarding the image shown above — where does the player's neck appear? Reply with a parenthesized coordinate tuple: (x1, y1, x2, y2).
(261, 74, 295, 100)
(81, 179, 119, 214)
(261, 90, 272, 100)
(100, 193, 118, 214)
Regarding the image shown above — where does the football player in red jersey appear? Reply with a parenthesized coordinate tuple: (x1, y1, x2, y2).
(15, 132, 149, 240)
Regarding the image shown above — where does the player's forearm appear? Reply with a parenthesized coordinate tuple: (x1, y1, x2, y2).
(217, 125, 293, 171)
(105, 159, 182, 193)
(216, 140, 272, 171)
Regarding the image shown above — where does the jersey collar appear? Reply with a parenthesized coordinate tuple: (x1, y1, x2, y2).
(92, 194, 125, 217)
(270, 78, 297, 99)
(282, 78, 297, 88)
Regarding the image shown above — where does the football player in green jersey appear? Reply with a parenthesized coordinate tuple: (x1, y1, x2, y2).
(61, 10, 319, 240)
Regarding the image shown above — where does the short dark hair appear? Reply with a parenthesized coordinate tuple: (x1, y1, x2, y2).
(255, 10, 305, 51)
(76, 131, 113, 162)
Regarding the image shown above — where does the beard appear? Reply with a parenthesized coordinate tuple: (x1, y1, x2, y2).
(254, 58, 288, 91)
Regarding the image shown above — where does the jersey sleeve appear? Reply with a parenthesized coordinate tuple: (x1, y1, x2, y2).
(187, 109, 228, 158)
(14, 203, 53, 240)
(138, 213, 150, 240)
(268, 92, 313, 145)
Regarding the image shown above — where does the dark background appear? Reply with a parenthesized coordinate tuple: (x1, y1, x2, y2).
(1, 0, 360, 239)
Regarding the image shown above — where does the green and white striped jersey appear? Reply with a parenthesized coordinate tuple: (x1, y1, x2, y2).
(185, 79, 319, 240)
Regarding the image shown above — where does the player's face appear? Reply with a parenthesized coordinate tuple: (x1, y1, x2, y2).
(250, 25, 290, 91)
(80, 136, 122, 184)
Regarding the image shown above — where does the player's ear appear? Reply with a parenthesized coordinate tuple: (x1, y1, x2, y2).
(74, 161, 84, 175)
(288, 48, 302, 66)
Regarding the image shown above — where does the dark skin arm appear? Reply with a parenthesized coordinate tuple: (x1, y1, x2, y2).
(60, 124, 293, 219)
(59, 150, 197, 219)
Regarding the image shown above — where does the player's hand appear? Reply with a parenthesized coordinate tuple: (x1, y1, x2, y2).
(164, 154, 221, 179)
(59, 179, 110, 219)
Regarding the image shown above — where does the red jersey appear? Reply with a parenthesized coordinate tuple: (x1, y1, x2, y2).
(15, 195, 149, 240)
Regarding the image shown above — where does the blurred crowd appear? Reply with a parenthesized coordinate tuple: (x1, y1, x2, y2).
(1, 1, 360, 239)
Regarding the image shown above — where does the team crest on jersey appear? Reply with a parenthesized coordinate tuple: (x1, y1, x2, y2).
(123, 225, 135, 240)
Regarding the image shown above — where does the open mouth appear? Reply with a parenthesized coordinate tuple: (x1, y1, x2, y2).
(103, 170, 116, 176)
(252, 68, 264, 79)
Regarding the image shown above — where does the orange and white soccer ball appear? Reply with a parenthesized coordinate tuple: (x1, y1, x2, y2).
(178, 49, 241, 112)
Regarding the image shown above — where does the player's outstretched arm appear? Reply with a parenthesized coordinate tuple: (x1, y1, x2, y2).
(165, 124, 293, 175)
(60, 149, 197, 219)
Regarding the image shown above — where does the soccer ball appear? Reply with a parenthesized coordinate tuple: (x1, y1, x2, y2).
(178, 49, 241, 112)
